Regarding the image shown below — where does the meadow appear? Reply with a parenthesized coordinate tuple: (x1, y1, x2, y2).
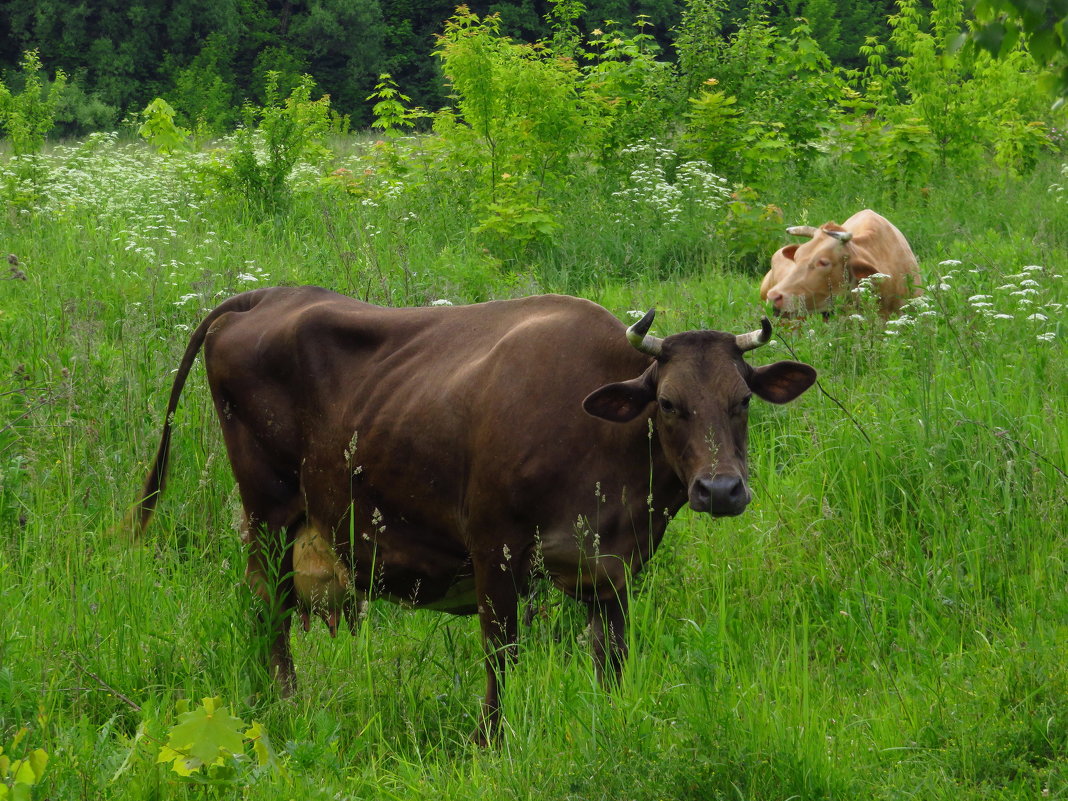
(0, 120, 1066, 801)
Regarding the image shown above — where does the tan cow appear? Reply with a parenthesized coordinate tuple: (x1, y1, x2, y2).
(760, 209, 922, 316)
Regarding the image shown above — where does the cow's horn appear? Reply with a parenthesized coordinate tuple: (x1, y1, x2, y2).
(736, 317, 772, 352)
(826, 229, 854, 243)
(786, 225, 818, 238)
(626, 308, 663, 356)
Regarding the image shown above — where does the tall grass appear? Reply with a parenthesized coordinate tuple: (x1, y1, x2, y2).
(0, 134, 1065, 799)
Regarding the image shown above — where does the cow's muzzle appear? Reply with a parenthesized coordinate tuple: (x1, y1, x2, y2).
(690, 474, 751, 517)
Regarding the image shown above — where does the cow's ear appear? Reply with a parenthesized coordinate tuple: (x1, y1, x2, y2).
(850, 261, 877, 281)
(782, 244, 800, 261)
(584, 373, 657, 423)
(749, 361, 817, 404)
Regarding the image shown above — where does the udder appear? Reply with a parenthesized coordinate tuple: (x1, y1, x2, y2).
(292, 524, 361, 636)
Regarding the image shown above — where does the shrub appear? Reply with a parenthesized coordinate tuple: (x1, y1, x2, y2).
(209, 72, 348, 212)
(135, 98, 192, 154)
(433, 6, 599, 250)
(0, 50, 67, 157)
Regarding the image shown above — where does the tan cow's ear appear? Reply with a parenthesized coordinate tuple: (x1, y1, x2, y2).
(782, 244, 800, 261)
(749, 361, 817, 404)
(583, 374, 657, 423)
(850, 261, 877, 281)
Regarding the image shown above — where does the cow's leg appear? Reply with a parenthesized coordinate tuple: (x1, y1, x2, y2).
(243, 515, 301, 695)
(586, 591, 629, 684)
(221, 425, 303, 696)
(472, 553, 522, 743)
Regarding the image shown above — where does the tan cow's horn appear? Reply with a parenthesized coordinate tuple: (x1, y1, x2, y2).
(626, 308, 663, 356)
(736, 317, 772, 352)
(786, 225, 819, 238)
(826, 229, 854, 243)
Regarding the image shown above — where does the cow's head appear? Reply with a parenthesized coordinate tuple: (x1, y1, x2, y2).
(582, 311, 816, 517)
(765, 223, 878, 315)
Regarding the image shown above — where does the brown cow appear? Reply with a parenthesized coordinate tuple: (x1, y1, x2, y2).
(133, 287, 816, 738)
(760, 209, 922, 316)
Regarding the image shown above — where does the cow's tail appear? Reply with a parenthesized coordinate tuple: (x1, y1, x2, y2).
(128, 288, 274, 538)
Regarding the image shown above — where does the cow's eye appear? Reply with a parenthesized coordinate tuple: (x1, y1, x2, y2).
(818, 258, 831, 268)
(658, 397, 678, 415)
(739, 395, 752, 413)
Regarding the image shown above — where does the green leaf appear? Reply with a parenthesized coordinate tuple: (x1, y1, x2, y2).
(110, 723, 146, 783)
(998, 22, 1021, 56)
(1029, 27, 1057, 62)
(12, 757, 37, 786)
(159, 697, 246, 776)
(974, 20, 1006, 53)
(27, 750, 46, 784)
(157, 745, 201, 777)
(244, 721, 274, 768)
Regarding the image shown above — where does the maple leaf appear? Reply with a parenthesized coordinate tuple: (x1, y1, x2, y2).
(158, 697, 246, 776)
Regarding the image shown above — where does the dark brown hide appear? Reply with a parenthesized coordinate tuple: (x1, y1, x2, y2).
(134, 287, 816, 738)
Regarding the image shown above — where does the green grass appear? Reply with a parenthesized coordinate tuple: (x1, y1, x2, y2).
(0, 134, 1066, 799)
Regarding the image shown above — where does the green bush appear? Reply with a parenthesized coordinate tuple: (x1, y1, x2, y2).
(52, 79, 118, 137)
(0, 50, 67, 157)
(135, 98, 192, 154)
(209, 72, 348, 212)
(432, 7, 600, 251)
(167, 39, 241, 135)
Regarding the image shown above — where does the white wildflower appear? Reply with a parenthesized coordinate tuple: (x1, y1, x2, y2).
(1027, 313, 1048, 321)
(968, 294, 992, 302)
(902, 296, 931, 310)
(939, 259, 962, 266)
(430, 299, 453, 306)
(1037, 332, 1056, 342)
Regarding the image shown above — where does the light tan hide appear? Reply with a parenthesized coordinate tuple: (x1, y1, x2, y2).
(292, 524, 357, 636)
(759, 209, 922, 316)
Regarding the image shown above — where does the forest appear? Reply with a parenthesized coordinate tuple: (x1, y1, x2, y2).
(0, 0, 1009, 132)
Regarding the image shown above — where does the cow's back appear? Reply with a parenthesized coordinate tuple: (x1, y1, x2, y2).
(201, 288, 660, 603)
(844, 210, 922, 309)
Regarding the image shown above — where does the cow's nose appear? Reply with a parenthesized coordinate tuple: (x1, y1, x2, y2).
(691, 475, 750, 516)
(768, 291, 785, 310)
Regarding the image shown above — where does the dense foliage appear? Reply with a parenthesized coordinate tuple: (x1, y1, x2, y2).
(0, 0, 951, 133)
